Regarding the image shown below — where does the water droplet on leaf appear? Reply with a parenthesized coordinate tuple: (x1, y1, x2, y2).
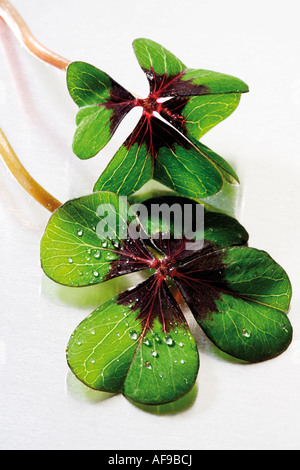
(164, 335, 174, 346)
(129, 331, 138, 340)
(105, 251, 118, 261)
(242, 328, 250, 338)
(152, 333, 161, 343)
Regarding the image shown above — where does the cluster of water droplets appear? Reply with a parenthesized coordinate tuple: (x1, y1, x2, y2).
(65, 228, 122, 283)
(126, 330, 190, 376)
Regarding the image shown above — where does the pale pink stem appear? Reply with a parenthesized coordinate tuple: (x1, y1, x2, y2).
(0, 0, 71, 70)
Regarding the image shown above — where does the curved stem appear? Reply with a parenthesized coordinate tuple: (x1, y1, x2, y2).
(0, 129, 61, 212)
(0, 0, 71, 70)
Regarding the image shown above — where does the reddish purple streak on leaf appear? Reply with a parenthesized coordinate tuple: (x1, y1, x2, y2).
(101, 65, 210, 160)
(117, 274, 188, 334)
(143, 67, 210, 97)
(172, 243, 228, 321)
(110, 217, 230, 331)
(160, 96, 189, 134)
(103, 80, 136, 135)
(105, 234, 157, 280)
(122, 113, 191, 164)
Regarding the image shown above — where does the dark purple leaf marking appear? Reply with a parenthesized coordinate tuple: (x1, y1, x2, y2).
(122, 113, 192, 163)
(172, 243, 228, 321)
(117, 274, 188, 334)
(105, 234, 157, 280)
(103, 80, 136, 135)
(143, 68, 210, 97)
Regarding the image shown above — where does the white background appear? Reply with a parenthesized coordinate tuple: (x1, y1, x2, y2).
(0, 0, 300, 450)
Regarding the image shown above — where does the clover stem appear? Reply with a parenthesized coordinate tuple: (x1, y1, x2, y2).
(0, 129, 61, 212)
(0, 0, 71, 70)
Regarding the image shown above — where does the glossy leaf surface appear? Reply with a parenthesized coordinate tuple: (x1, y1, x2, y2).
(67, 39, 248, 199)
(67, 275, 199, 404)
(40, 192, 155, 287)
(176, 93, 242, 140)
(67, 62, 135, 159)
(41, 195, 292, 404)
(93, 120, 153, 196)
(137, 195, 249, 258)
(133, 38, 248, 97)
(173, 246, 292, 362)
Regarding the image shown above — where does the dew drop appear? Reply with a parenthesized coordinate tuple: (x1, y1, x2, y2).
(129, 330, 138, 340)
(152, 333, 161, 344)
(281, 324, 289, 333)
(90, 330, 95, 335)
(94, 250, 101, 259)
(151, 351, 159, 358)
(242, 328, 251, 338)
(180, 359, 185, 364)
(144, 361, 152, 369)
(164, 335, 174, 346)
(77, 229, 83, 237)
(90, 359, 95, 364)
(101, 240, 108, 248)
(76, 340, 82, 346)
(179, 342, 184, 347)
(106, 251, 118, 261)
(68, 258, 73, 264)
(93, 271, 99, 278)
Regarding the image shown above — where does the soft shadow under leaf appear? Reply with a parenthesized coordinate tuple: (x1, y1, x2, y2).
(130, 383, 198, 416)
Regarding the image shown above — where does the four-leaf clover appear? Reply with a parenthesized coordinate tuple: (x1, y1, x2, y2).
(67, 39, 249, 200)
(40, 194, 292, 405)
